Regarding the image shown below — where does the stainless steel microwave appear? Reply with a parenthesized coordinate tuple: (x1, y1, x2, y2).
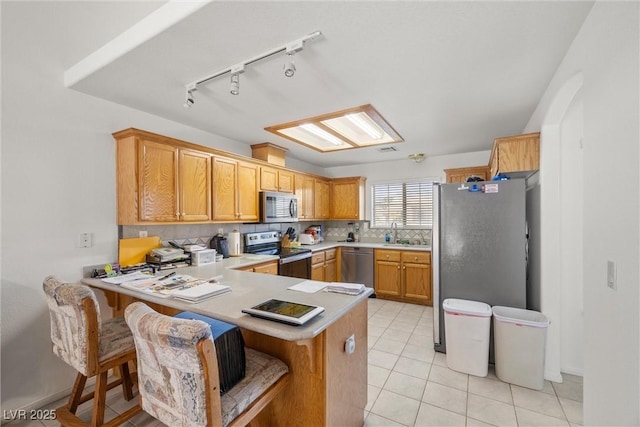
(261, 192, 298, 223)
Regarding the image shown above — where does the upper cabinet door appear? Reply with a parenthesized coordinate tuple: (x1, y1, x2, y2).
(212, 156, 238, 221)
(260, 166, 279, 192)
(314, 179, 331, 219)
(179, 149, 211, 221)
(331, 177, 365, 220)
(277, 170, 294, 193)
(138, 139, 179, 222)
(237, 161, 259, 222)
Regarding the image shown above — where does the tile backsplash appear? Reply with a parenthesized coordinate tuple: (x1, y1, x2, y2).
(323, 221, 431, 244)
(121, 221, 431, 247)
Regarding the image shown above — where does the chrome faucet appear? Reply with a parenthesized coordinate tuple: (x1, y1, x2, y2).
(391, 222, 398, 244)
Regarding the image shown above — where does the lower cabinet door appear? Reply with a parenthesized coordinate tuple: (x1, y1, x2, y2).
(375, 260, 401, 297)
(403, 262, 431, 303)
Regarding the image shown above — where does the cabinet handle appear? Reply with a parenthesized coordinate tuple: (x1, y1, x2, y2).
(403, 266, 406, 270)
(386, 255, 390, 259)
(182, 212, 186, 217)
(176, 212, 180, 219)
(414, 256, 418, 261)
(397, 265, 400, 270)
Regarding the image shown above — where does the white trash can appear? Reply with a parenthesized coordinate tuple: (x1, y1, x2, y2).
(444, 298, 492, 377)
(492, 306, 550, 390)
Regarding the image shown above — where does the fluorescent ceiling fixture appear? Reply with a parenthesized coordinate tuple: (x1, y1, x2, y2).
(265, 104, 402, 152)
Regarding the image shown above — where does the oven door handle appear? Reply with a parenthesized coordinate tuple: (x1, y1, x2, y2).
(279, 253, 311, 264)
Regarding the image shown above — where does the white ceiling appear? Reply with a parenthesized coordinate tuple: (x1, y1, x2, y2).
(66, 1, 594, 168)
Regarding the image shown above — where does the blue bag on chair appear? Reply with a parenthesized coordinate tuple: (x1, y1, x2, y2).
(174, 311, 246, 394)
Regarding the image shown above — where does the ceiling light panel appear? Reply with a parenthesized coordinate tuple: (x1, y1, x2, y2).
(277, 126, 347, 152)
(265, 104, 403, 153)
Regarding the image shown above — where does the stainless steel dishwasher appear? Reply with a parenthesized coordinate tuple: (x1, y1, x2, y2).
(341, 247, 375, 293)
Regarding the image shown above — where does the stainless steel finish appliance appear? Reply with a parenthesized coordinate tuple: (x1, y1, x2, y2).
(244, 231, 311, 279)
(433, 179, 528, 354)
(341, 247, 375, 291)
(260, 192, 298, 223)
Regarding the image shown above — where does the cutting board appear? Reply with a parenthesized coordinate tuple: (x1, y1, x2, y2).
(119, 236, 162, 267)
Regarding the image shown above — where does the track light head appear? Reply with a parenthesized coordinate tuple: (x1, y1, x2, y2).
(230, 73, 240, 95)
(284, 53, 296, 78)
(184, 89, 195, 108)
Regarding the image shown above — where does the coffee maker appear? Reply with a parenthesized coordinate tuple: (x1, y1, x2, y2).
(347, 223, 355, 242)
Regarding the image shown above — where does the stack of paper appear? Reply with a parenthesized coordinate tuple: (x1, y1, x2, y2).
(171, 282, 231, 303)
(325, 282, 366, 296)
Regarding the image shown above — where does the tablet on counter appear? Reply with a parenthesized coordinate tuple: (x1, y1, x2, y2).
(242, 299, 325, 326)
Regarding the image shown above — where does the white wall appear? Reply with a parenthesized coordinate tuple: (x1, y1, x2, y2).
(0, 2, 320, 412)
(524, 2, 639, 424)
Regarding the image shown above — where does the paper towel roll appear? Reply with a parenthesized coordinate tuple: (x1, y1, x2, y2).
(228, 230, 241, 256)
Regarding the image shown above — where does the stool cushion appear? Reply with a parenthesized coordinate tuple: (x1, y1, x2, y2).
(221, 348, 288, 427)
(98, 316, 135, 362)
(174, 312, 246, 394)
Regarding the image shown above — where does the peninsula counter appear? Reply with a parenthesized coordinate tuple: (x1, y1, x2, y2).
(82, 258, 372, 426)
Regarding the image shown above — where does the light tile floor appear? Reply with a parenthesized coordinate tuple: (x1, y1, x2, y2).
(9, 299, 583, 427)
(365, 298, 584, 427)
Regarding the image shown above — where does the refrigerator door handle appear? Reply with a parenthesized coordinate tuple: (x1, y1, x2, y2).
(432, 183, 441, 345)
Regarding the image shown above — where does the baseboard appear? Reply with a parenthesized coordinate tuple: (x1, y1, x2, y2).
(544, 369, 564, 383)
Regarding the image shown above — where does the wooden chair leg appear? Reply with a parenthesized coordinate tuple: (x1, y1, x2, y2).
(91, 371, 108, 427)
(67, 373, 87, 413)
(119, 363, 134, 401)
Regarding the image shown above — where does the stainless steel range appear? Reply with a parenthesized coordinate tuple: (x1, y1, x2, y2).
(244, 231, 312, 279)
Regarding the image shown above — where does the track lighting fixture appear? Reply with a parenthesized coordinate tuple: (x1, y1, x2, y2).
(183, 87, 195, 108)
(283, 53, 296, 78)
(182, 31, 322, 105)
(230, 73, 240, 95)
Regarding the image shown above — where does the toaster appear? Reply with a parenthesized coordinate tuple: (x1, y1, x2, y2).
(298, 234, 316, 245)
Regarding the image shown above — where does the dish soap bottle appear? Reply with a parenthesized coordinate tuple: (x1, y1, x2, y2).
(385, 233, 391, 243)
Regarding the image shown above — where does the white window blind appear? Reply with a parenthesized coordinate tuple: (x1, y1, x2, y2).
(372, 181, 433, 228)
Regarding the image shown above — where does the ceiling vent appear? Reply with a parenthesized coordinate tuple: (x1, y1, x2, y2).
(378, 146, 398, 153)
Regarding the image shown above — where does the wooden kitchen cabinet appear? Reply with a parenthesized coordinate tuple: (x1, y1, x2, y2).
(375, 249, 432, 305)
(137, 139, 211, 222)
(331, 177, 366, 220)
(212, 157, 259, 222)
(311, 249, 337, 282)
(489, 132, 540, 177)
(444, 166, 491, 183)
(401, 252, 431, 304)
(314, 179, 331, 220)
(239, 260, 278, 275)
(294, 173, 315, 220)
(260, 166, 294, 193)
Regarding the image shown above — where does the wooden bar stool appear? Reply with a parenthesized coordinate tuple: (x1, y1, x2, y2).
(124, 302, 289, 427)
(42, 276, 142, 426)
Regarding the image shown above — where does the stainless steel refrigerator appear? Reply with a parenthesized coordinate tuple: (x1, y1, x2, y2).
(432, 179, 528, 354)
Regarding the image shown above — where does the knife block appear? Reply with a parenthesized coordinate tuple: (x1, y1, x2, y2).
(281, 234, 291, 248)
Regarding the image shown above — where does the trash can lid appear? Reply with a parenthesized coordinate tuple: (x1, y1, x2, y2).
(443, 298, 492, 317)
(492, 306, 549, 328)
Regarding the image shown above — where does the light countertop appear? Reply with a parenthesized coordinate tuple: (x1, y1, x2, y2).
(83, 253, 372, 342)
(298, 240, 432, 252)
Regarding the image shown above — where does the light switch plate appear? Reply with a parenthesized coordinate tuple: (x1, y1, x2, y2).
(607, 260, 617, 290)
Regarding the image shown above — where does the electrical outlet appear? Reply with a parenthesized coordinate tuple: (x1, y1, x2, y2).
(607, 260, 617, 290)
(78, 233, 92, 248)
(218, 228, 224, 235)
(344, 334, 356, 354)
(139, 230, 148, 238)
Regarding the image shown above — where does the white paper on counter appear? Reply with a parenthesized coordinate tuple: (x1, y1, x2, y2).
(288, 280, 328, 293)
